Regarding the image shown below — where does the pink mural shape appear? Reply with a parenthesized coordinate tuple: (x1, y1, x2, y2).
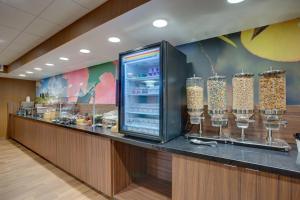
(63, 68, 89, 102)
(92, 72, 116, 104)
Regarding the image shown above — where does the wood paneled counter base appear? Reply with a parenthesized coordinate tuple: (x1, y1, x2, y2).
(11, 116, 112, 197)
(9, 115, 300, 200)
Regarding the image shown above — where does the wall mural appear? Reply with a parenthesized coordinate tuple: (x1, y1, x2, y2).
(37, 18, 300, 105)
(36, 61, 117, 104)
(177, 18, 300, 105)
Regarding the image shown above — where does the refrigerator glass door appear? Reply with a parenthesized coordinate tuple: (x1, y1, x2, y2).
(121, 47, 161, 137)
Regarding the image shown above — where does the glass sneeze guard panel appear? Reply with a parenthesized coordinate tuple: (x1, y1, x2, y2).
(122, 47, 161, 136)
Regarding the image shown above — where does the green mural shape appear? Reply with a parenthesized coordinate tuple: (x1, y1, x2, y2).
(87, 62, 116, 88)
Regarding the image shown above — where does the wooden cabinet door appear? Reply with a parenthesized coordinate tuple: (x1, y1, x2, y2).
(172, 154, 209, 200)
(86, 134, 112, 196)
(279, 175, 300, 200)
(208, 162, 240, 200)
(172, 154, 240, 200)
(257, 171, 279, 200)
(240, 168, 282, 200)
(240, 168, 258, 200)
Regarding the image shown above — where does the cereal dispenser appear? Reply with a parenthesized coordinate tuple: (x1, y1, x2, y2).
(259, 68, 289, 147)
(186, 75, 204, 134)
(232, 72, 255, 140)
(207, 74, 228, 138)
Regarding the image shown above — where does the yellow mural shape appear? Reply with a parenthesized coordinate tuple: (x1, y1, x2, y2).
(241, 18, 300, 62)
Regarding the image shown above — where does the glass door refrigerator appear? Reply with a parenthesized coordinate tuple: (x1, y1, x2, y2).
(118, 41, 190, 143)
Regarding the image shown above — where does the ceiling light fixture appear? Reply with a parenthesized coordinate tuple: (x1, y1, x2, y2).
(227, 0, 245, 4)
(108, 37, 121, 43)
(80, 49, 91, 54)
(26, 71, 33, 74)
(34, 67, 43, 71)
(59, 57, 69, 61)
(153, 19, 168, 28)
(45, 63, 54, 66)
(19, 74, 26, 77)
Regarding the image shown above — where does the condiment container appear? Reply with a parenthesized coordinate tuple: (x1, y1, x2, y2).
(232, 73, 254, 118)
(259, 69, 286, 113)
(207, 75, 226, 114)
(186, 76, 204, 117)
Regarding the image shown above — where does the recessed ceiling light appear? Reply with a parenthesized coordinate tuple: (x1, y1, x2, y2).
(227, 0, 245, 4)
(34, 67, 42, 71)
(19, 74, 26, 77)
(45, 63, 54, 66)
(59, 57, 69, 61)
(153, 19, 168, 28)
(108, 37, 121, 43)
(26, 71, 34, 74)
(80, 49, 91, 54)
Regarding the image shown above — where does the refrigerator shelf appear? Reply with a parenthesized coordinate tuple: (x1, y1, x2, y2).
(125, 123, 159, 130)
(128, 93, 159, 96)
(127, 126, 159, 136)
(126, 76, 160, 81)
(126, 111, 159, 116)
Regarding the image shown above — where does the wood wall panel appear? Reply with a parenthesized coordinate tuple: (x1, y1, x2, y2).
(7, 0, 149, 72)
(0, 78, 35, 138)
(112, 141, 147, 195)
(112, 142, 172, 200)
(187, 105, 300, 144)
(146, 150, 172, 182)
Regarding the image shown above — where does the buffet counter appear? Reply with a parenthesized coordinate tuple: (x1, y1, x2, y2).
(9, 114, 300, 200)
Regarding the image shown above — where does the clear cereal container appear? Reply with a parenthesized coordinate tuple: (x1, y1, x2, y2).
(232, 73, 254, 117)
(186, 76, 204, 124)
(259, 69, 286, 113)
(207, 75, 227, 114)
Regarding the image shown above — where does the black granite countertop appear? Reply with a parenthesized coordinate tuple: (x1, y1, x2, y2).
(14, 114, 300, 178)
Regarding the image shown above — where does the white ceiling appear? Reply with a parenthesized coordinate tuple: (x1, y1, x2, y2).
(1, 0, 300, 80)
(0, 0, 108, 64)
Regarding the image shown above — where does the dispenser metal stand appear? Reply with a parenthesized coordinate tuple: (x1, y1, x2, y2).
(210, 110, 228, 139)
(189, 110, 204, 136)
(262, 110, 289, 148)
(234, 110, 255, 141)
